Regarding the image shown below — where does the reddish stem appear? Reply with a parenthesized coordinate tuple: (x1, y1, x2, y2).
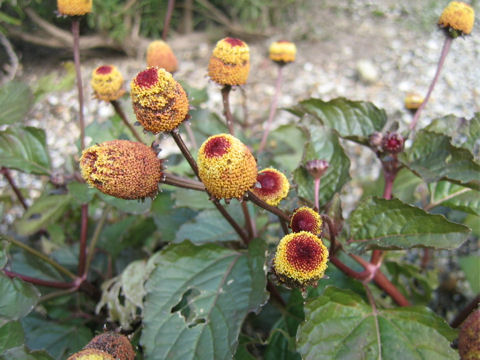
(111, 100, 143, 143)
(246, 191, 290, 222)
(3, 270, 75, 289)
(1, 167, 28, 210)
(267, 280, 286, 307)
(241, 201, 254, 242)
(329, 257, 366, 281)
(162, 0, 175, 40)
(373, 270, 410, 306)
(221, 85, 235, 135)
(314, 178, 320, 210)
(77, 204, 88, 277)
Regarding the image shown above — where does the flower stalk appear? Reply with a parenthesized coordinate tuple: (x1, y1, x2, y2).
(110, 100, 143, 143)
(221, 85, 235, 134)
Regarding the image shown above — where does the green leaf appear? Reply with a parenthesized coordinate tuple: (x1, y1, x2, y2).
(67, 182, 95, 205)
(428, 181, 480, 215)
(141, 239, 268, 360)
(401, 130, 480, 190)
(0, 82, 33, 125)
(173, 189, 214, 210)
(0, 321, 24, 352)
(0, 273, 39, 322)
(297, 287, 458, 360)
(459, 256, 480, 293)
(425, 113, 480, 160)
(15, 194, 72, 236)
(0, 346, 54, 360)
(293, 126, 351, 207)
(267, 124, 306, 172)
(0, 126, 51, 175)
(22, 314, 92, 359)
(348, 197, 470, 252)
(287, 98, 387, 142)
(97, 191, 152, 215)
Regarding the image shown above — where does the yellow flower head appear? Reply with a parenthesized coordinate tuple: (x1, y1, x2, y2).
(80, 140, 162, 200)
(273, 231, 329, 288)
(91, 65, 125, 102)
(130, 67, 189, 133)
(269, 40, 296, 64)
(57, 0, 92, 16)
(404, 92, 424, 110)
(251, 168, 289, 206)
(438, 1, 475, 36)
(198, 134, 257, 199)
(146, 40, 179, 73)
(85, 332, 135, 360)
(208, 37, 250, 86)
(67, 348, 115, 360)
(459, 309, 480, 360)
(290, 207, 323, 235)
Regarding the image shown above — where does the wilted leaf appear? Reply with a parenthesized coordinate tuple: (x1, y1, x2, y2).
(0, 82, 33, 125)
(141, 240, 268, 360)
(297, 287, 458, 360)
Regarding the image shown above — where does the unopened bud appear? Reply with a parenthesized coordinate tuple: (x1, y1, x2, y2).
(84, 332, 135, 360)
(305, 160, 329, 180)
(382, 132, 404, 154)
(458, 309, 480, 360)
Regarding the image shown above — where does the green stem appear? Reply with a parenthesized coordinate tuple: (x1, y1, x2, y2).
(85, 206, 111, 274)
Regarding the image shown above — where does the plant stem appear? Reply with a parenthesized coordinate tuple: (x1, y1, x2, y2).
(71, 18, 86, 151)
(85, 206, 110, 274)
(373, 270, 410, 306)
(38, 288, 77, 303)
(314, 178, 320, 210)
(241, 201, 254, 241)
(450, 294, 480, 328)
(246, 191, 290, 222)
(409, 36, 452, 131)
(162, 0, 175, 40)
(267, 280, 286, 307)
(212, 199, 249, 244)
(258, 65, 283, 153)
(162, 173, 206, 191)
(1, 167, 28, 210)
(77, 204, 88, 277)
(111, 100, 143, 143)
(3, 270, 74, 289)
(3, 235, 76, 280)
(171, 129, 199, 176)
(221, 85, 235, 135)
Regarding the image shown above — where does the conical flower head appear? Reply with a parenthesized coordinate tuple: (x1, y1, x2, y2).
(198, 134, 257, 199)
(438, 1, 475, 36)
(269, 40, 296, 64)
(91, 65, 125, 102)
(67, 348, 115, 360)
(208, 37, 250, 86)
(290, 207, 323, 234)
(459, 309, 480, 360)
(57, 0, 92, 16)
(130, 67, 189, 133)
(146, 40, 179, 73)
(80, 140, 162, 200)
(273, 231, 329, 288)
(251, 168, 289, 206)
(85, 332, 135, 360)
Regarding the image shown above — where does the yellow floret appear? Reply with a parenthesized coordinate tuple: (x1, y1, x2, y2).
(80, 140, 162, 200)
(198, 134, 257, 199)
(251, 168, 290, 206)
(290, 207, 323, 234)
(269, 41, 297, 63)
(146, 40, 179, 73)
(404, 92, 424, 110)
(57, 0, 92, 16)
(438, 1, 475, 35)
(67, 348, 115, 360)
(273, 232, 329, 288)
(91, 65, 125, 102)
(208, 38, 250, 86)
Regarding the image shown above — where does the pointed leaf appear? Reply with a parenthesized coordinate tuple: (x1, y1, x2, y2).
(0, 126, 51, 175)
(0, 273, 39, 322)
(287, 98, 387, 142)
(428, 181, 480, 215)
(348, 197, 470, 253)
(0, 321, 24, 352)
(401, 130, 480, 190)
(0, 82, 33, 125)
(459, 256, 480, 293)
(293, 126, 351, 207)
(141, 240, 268, 360)
(297, 287, 458, 360)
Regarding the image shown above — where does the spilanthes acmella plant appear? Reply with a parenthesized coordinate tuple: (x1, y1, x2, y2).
(4, 2, 478, 360)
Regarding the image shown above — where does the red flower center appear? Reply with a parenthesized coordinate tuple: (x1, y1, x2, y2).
(225, 37, 244, 47)
(204, 136, 231, 157)
(136, 68, 158, 88)
(286, 235, 323, 272)
(96, 65, 113, 75)
(291, 210, 318, 233)
(256, 171, 280, 195)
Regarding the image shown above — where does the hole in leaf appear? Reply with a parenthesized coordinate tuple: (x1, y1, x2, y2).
(171, 288, 201, 324)
(188, 317, 206, 328)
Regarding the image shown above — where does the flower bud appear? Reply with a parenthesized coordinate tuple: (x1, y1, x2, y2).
(459, 309, 480, 360)
(146, 40, 178, 73)
(369, 131, 384, 150)
(208, 37, 250, 86)
(85, 332, 135, 360)
(251, 168, 290, 206)
(273, 231, 329, 288)
(130, 67, 189, 133)
(290, 207, 323, 234)
(198, 134, 257, 199)
(404, 92, 424, 111)
(438, 1, 475, 36)
(67, 348, 115, 360)
(305, 159, 329, 180)
(269, 40, 296, 64)
(91, 65, 125, 102)
(382, 132, 404, 154)
(80, 140, 162, 200)
(57, 0, 92, 16)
